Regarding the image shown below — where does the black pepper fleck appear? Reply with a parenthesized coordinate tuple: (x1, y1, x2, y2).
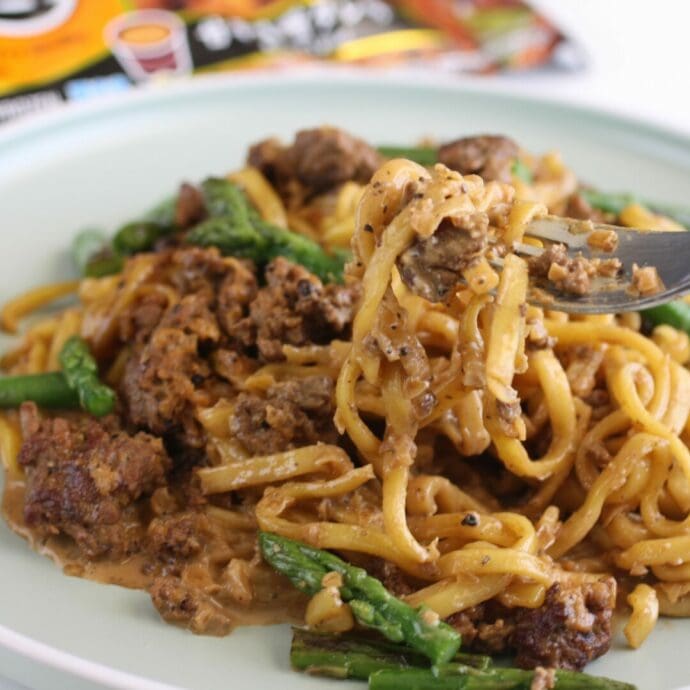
(462, 512, 479, 527)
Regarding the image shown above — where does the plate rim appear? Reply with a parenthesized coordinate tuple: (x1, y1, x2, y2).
(0, 623, 183, 690)
(1, 70, 690, 690)
(1, 69, 690, 155)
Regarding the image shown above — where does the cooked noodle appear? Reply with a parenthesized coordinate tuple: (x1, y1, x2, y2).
(3, 130, 690, 666)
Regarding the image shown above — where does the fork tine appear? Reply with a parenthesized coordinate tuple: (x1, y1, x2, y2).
(491, 215, 690, 314)
(513, 242, 543, 258)
(523, 217, 590, 248)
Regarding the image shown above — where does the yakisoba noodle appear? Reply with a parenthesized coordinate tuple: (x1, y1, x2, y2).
(2, 132, 690, 669)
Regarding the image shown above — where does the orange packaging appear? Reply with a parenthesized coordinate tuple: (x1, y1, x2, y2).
(0, 0, 579, 123)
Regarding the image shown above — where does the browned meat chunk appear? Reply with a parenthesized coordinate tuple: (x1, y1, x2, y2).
(447, 600, 516, 655)
(229, 257, 359, 361)
(148, 510, 209, 560)
(397, 218, 488, 302)
(528, 244, 593, 296)
(447, 580, 615, 671)
(149, 575, 233, 635)
(631, 263, 664, 296)
(166, 246, 234, 299)
(513, 580, 616, 670)
(230, 375, 336, 455)
(118, 292, 168, 344)
(289, 128, 383, 193)
(211, 349, 256, 389)
(248, 127, 383, 202)
(121, 293, 220, 447)
(175, 182, 207, 228)
(18, 403, 169, 558)
(439, 135, 518, 183)
(216, 258, 258, 338)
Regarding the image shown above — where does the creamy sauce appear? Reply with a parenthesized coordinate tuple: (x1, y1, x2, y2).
(2, 476, 306, 634)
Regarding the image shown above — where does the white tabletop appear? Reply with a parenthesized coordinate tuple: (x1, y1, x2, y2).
(1, 1, 688, 688)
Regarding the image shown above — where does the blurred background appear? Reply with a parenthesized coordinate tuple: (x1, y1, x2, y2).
(0, 0, 687, 132)
(0, 1, 688, 689)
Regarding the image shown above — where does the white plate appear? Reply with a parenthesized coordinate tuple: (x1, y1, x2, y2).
(1, 74, 689, 690)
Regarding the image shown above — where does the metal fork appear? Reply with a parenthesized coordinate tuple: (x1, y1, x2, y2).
(514, 217, 690, 314)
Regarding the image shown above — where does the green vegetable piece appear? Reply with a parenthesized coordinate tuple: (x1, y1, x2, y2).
(511, 159, 533, 184)
(59, 336, 116, 417)
(0, 372, 79, 409)
(290, 628, 490, 680)
(291, 628, 417, 680)
(255, 217, 348, 283)
(579, 189, 636, 216)
(377, 146, 439, 166)
(642, 301, 690, 334)
(142, 195, 177, 227)
(187, 178, 348, 283)
(84, 251, 125, 278)
(72, 229, 124, 278)
(72, 229, 108, 273)
(187, 216, 269, 262)
(201, 177, 255, 222)
(259, 532, 461, 666)
(113, 221, 167, 255)
(369, 664, 637, 690)
(110, 194, 178, 257)
(581, 188, 690, 229)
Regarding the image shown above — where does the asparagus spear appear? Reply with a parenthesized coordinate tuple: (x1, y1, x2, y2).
(511, 159, 533, 183)
(187, 178, 348, 283)
(377, 146, 439, 166)
(0, 372, 79, 409)
(259, 532, 461, 665)
(257, 218, 348, 283)
(642, 301, 690, 333)
(59, 336, 116, 417)
(200, 177, 255, 222)
(186, 216, 268, 262)
(291, 628, 490, 680)
(580, 188, 690, 229)
(141, 195, 177, 227)
(113, 221, 168, 256)
(369, 665, 637, 690)
(72, 195, 178, 277)
(72, 230, 124, 278)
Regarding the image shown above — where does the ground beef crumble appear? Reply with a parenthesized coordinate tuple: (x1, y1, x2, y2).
(148, 510, 210, 561)
(397, 218, 488, 303)
(228, 257, 359, 361)
(121, 292, 220, 448)
(528, 243, 624, 297)
(174, 182, 207, 229)
(447, 580, 616, 671)
(117, 248, 356, 450)
(438, 135, 519, 183)
(149, 575, 233, 635)
(18, 403, 170, 558)
(230, 375, 337, 456)
(248, 127, 383, 205)
(513, 580, 616, 670)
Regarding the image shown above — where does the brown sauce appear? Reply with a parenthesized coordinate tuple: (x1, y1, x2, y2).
(2, 476, 306, 635)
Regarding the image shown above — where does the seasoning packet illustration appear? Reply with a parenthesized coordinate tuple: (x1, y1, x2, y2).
(0, 0, 583, 123)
